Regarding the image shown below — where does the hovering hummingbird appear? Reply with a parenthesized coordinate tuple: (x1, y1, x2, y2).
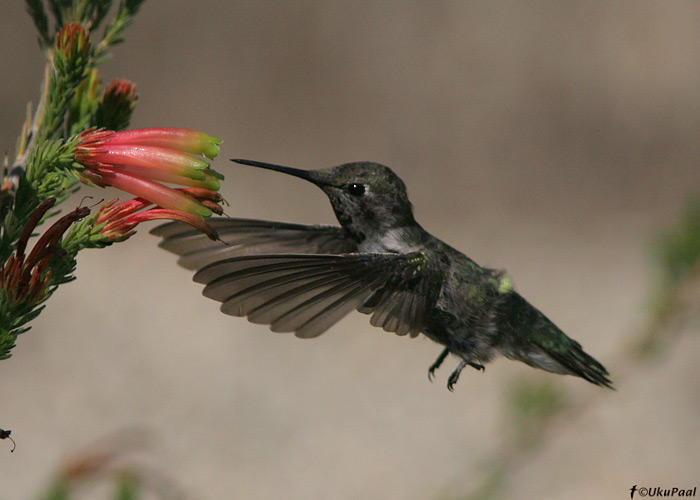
(152, 159, 612, 390)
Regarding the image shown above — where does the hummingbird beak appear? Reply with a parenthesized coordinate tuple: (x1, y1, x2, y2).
(231, 159, 325, 186)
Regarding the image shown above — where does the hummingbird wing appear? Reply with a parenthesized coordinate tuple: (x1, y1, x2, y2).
(192, 252, 433, 339)
(150, 218, 356, 270)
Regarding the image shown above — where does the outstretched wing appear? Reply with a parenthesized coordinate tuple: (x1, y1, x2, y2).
(193, 252, 435, 339)
(150, 218, 356, 270)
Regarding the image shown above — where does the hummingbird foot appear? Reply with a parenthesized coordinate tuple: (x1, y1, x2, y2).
(447, 360, 467, 391)
(428, 348, 450, 382)
(447, 359, 485, 391)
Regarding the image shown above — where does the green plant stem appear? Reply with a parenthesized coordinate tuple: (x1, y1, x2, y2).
(12, 64, 51, 180)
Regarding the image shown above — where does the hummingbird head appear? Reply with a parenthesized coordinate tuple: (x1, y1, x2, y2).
(232, 159, 415, 241)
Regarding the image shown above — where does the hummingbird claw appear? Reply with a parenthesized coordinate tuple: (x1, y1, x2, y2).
(445, 359, 486, 390)
(447, 372, 460, 391)
(446, 359, 471, 391)
(427, 348, 450, 382)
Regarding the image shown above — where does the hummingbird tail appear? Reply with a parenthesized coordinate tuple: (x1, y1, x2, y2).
(543, 338, 614, 389)
(498, 293, 614, 389)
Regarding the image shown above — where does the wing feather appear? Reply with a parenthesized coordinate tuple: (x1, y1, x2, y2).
(266, 279, 376, 336)
(151, 218, 356, 270)
(237, 274, 357, 322)
(192, 252, 433, 338)
(363, 272, 429, 337)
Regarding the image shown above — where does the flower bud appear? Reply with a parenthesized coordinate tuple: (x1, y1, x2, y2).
(54, 23, 91, 77)
(97, 79, 138, 130)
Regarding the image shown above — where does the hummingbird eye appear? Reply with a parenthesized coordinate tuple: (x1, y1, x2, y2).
(347, 183, 366, 196)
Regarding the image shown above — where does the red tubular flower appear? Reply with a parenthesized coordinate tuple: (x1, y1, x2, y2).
(101, 128, 221, 159)
(95, 197, 219, 242)
(75, 128, 224, 219)
(0, 199, 89, 304)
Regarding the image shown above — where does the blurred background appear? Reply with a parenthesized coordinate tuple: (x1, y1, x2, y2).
(1, 1, 699, 499)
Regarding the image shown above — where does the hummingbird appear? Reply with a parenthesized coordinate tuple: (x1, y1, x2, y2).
(152, 159, 612, 390)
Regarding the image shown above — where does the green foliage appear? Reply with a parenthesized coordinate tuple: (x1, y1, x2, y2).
(37, 475, 147, 500)
(35, 170, 81, 203)
(95, 0, 147, 61)
(634, 197, 700, 358)
(0, 293, 47, 359)
(657, 197, 700, 291)
(113, 475, 141, 500)
(506, 379, 566, 449)
(1, 175, 42, 263)
(61, 211, 116, 252)
(3, 2, 221, 498)
(68, 69, 102, 135)
(24, 1, 148, 142)
(1, 0, 148, 361)
(47, 1, 73, 30)
(41, 24, 91, 142)
(25, 136, 79, 186)
(25, 0, 128, 48)
(69, 0, 113, 28)
(25, 0, 51, 47)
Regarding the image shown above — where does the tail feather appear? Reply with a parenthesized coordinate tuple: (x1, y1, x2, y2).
(498, 292, 613, 389)
(545, 339, 614, 389)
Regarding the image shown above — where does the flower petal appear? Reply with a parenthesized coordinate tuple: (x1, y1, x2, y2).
(82, 144, 210, 178)
(102, 128, 222, 159)
(100, 170, 212, 218)
(126, 209, 218, 240)
(96, 198, 152, 224)
(109, 164, 222, 190)
(177, 188, 225, 215)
